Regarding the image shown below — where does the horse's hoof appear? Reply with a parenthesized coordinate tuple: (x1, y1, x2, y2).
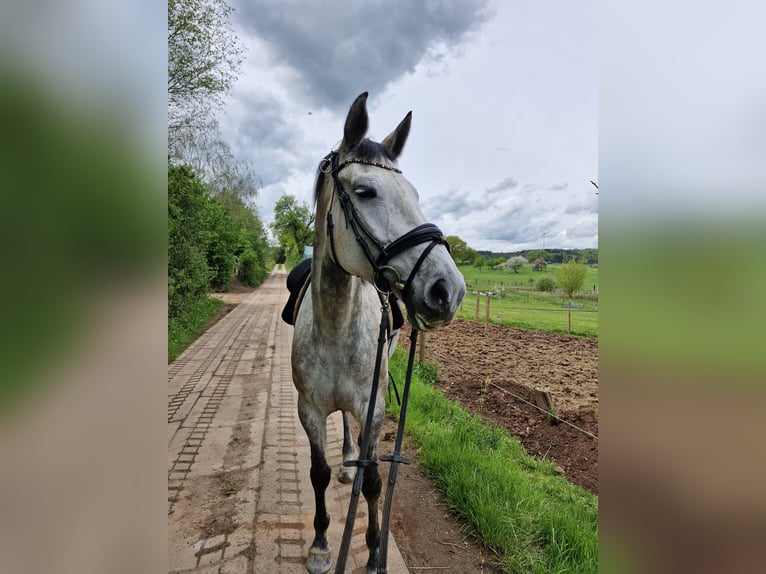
(337, 468, 355, 484)
(306, 547, 332, 574)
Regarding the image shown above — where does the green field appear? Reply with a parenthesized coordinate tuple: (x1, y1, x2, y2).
(457, 263, 599, 337)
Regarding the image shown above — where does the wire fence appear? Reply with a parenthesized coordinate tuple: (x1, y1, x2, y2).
(457, 288, 599, 337)
(428, 348, 598, 441)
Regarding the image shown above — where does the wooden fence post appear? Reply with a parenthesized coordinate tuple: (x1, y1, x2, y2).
(418, 331, 426, 363)
(475, 292, 481, 321)
(534, 389, 558, 425)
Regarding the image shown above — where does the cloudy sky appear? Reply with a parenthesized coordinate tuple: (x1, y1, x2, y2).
(220, 0, 597, 252)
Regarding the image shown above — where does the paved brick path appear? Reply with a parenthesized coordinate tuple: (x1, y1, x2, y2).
(168, 267, 409, 573)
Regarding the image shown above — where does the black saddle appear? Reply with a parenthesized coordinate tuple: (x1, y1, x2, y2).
(281, 257, 404, 331)
(281, 257, 312, 325)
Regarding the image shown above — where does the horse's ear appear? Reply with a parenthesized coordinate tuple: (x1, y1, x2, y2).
(342, 92, 369, 151)
(380, 111, 412, 159)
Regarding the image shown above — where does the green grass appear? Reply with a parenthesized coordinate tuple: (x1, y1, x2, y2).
(458, 264, 599, 337)
(168, 296, 226, 362)
(388, 350, 598, 573)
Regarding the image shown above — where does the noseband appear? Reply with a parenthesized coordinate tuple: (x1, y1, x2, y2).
(320, 150, 449, 296)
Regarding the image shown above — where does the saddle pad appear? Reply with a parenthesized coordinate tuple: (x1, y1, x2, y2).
(281, 256, 405, 332)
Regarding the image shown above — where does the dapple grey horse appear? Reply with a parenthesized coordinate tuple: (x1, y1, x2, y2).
(290, 92, 465, 574)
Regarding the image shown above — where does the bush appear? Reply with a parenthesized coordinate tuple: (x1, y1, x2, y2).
(536, 276, 556, 292)
(203, 198, 240, 290)
(168, 162, 211, 317)
(238, 247, 267, 286)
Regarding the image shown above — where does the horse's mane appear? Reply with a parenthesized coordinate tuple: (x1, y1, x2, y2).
(314, 138, 395, 203)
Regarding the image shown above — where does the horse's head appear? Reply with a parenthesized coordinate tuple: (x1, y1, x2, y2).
(315, 92, 466, 330)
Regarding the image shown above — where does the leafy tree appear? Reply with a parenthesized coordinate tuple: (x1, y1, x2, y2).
(444, 235, 479, 265)
(533, 258, 547, 271)
(445, 235, 468, 262)
(556, 260, 588, 299)
(497, 255, 528, 273)
(556, 260, 588, 333)
(168, 0, 245, 136)
(526, 249, 550, 262)
(474, 255, 487, 271)
(202, 197, 240, 289)
(168, 162, 211, 317)
(271, 195, 314, 265)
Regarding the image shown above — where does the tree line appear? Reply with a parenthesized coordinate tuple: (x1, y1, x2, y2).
(445, 236, 597, 267)
(168, 0, 270, 355)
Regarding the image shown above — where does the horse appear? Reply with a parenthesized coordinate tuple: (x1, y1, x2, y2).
(289, 92, 466, 574)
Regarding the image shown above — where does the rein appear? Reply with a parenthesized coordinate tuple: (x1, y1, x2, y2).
(322, 150, 440, 573)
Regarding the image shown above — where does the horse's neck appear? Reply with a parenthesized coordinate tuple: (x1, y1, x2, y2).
(310, 251, 367, 334)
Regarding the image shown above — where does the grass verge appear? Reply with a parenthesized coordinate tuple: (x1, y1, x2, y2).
(388, 349, 598, 573)
(168, 296, 225, 363)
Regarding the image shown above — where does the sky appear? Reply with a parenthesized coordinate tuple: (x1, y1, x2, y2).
(220, 0, 598, 252)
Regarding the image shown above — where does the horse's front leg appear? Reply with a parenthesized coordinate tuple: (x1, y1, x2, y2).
(359, 410, 384, 574)
(338, 411, 356, 484)
(362, 461, 382, 573)
(299, 402, 333, 574)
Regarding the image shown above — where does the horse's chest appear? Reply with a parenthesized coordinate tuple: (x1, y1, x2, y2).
(293, 329, 382, 404)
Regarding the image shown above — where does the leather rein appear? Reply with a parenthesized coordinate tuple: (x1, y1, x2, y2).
(319, 150, 446, 573)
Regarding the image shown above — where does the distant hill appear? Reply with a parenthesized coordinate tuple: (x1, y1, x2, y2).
(477, 248, 598, 265)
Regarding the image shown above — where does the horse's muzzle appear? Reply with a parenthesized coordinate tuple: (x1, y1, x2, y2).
(412, 274, 466, 330)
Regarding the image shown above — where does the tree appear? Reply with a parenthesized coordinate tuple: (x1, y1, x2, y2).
(497, 255, 528, 273)
(526, 249, 550, 263)
(271, 195, 314, 265)
(533, 258, 547, 271)
(168, 0, 245, 137)
(202, 197, 240, 289)
(445, 235, 466, 263)
(556, 261, 588, 299)
(555, 260, 588, 334)
(168, 162, 212, 318)
(474, 254, 487, 271)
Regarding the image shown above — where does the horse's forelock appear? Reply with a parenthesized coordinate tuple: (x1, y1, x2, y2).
(314, 138, 395, 203)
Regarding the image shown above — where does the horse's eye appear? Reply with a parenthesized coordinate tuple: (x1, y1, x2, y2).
(354, 187, 377, 199)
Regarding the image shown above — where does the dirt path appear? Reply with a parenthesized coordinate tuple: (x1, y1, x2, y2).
(168, 268, 412, 573)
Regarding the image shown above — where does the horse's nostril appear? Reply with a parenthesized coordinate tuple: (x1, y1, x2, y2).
(428, 278, 449, 310)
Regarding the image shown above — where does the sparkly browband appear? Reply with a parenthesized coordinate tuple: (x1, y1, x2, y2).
(336, 158, 402, 174)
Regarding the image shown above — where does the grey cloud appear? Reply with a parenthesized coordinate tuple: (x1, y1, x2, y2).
(474, 204, 543, 241)
(548, 182, 568, 191)
(563, 219, 598, 239)
(233, 92, 299, 151)
(423, 186, 483, 219)
(485, 176, 519, 196)
(563, 193, 599, 215)
(232, 0, 494, 110)
(478, 218, 542, 245)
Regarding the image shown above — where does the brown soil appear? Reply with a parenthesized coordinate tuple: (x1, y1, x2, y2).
(400, 320, 599, 494)
(384, 320, 598, 571)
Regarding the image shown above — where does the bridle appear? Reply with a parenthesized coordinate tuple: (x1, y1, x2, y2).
(318, 149, 448, 573)
(320, 150, 449, 297)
